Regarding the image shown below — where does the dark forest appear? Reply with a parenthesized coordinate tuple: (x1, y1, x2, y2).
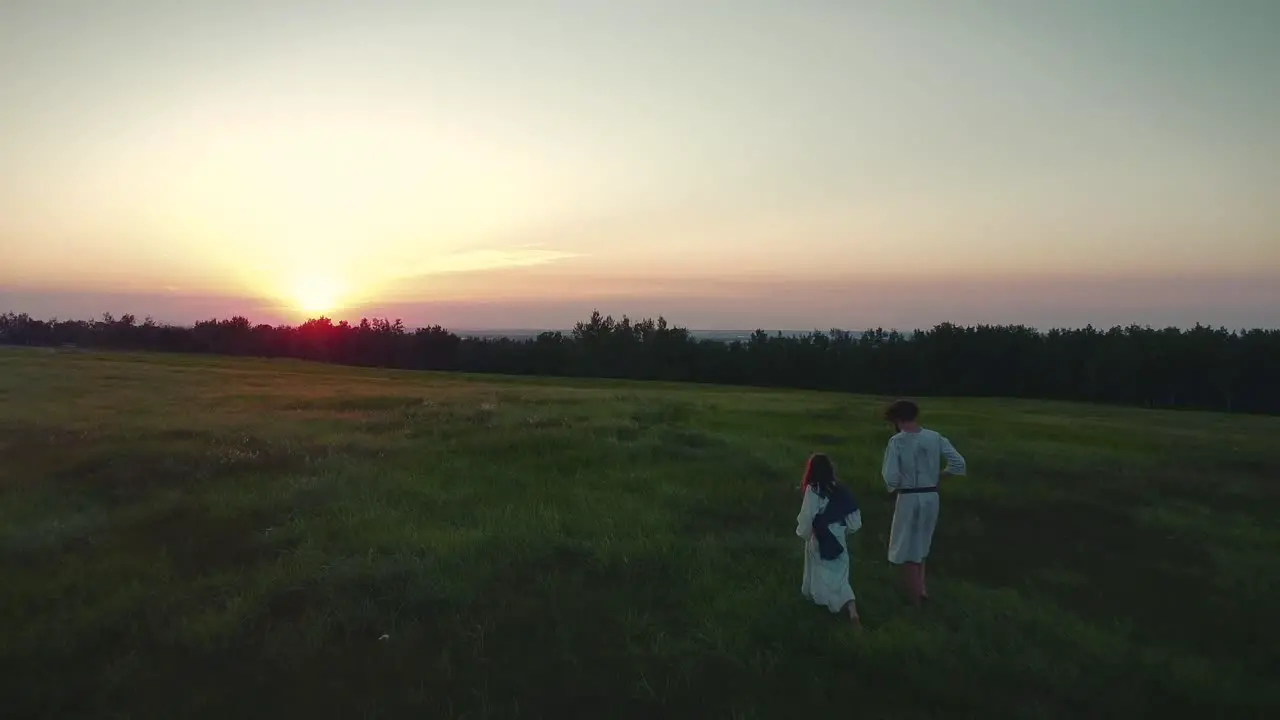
(2, 311, 1276, 415)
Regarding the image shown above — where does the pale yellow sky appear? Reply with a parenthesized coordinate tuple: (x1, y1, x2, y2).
(1, 0, 1278, 328)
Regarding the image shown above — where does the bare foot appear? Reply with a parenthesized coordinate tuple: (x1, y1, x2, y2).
(843, 601, 862, 631)
(847, 605, 863, 631)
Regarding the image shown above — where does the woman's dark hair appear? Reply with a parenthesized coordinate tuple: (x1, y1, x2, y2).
(883, 399, 920, 425)
(803, 453, 838, 497)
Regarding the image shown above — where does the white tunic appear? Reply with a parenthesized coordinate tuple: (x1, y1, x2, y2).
(795, 487, 862, 612)
(882, 428, 966, 564)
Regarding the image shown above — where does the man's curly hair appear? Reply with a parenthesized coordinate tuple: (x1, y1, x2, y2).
(882, 399, 919, 424)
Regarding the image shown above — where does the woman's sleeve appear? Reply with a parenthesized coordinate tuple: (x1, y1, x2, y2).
(795, 488, 819, 538)
(845, 508, 863, 534)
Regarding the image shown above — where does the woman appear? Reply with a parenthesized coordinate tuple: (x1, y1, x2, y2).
(795, 453, 863, 628)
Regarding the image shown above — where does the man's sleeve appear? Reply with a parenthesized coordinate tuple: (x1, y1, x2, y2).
(881, 440, 900, 491)
(940, 436, 966, 476)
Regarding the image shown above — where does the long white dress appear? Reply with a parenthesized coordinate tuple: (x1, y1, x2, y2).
(795, 487, 862, 613)
(881, 428, 966, 565)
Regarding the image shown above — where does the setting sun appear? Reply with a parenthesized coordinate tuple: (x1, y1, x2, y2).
(292, 274, 344, 315)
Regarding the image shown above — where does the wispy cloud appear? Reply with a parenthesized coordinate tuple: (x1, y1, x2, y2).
(395, 245, 580, 277)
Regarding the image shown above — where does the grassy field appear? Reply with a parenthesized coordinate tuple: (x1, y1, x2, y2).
(1, 348, 1278, 719)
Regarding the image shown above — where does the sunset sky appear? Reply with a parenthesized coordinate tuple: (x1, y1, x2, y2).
(2, 0, 1277, 330)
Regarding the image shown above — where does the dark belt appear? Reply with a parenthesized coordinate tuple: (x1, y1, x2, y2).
(896, 486, 938, 495)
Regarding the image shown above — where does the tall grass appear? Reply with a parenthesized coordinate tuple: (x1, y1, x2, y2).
(1, 348, 1277, 718)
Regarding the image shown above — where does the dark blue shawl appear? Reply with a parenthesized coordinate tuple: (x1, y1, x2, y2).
(812, 484, 859, 561)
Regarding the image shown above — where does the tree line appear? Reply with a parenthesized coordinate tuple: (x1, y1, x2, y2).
(2, 311, 1277, 415)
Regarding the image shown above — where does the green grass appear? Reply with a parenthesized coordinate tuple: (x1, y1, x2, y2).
(2, 348, 1278, 719)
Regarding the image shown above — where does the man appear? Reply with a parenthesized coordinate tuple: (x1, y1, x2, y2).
(881, 399, 966, 606)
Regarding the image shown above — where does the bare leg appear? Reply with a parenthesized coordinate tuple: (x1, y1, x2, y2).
(901, 563, 922, 606)
(843, 600, 862, 631)
(920, 560, 929, 602)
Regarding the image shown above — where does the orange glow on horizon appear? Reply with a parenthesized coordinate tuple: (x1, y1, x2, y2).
(289, 273, 346, 315)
